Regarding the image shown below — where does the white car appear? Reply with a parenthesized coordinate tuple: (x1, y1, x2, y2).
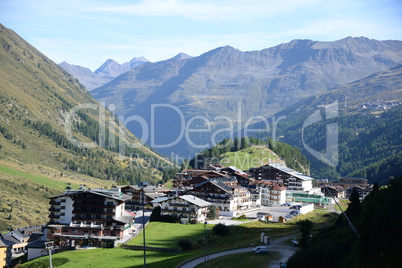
(252, 246, 268, 253)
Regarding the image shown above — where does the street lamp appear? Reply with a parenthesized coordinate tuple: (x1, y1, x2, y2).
(138, 182, 148, 268)
(44, 241, 55, 268)
(204, 221, 209, 268)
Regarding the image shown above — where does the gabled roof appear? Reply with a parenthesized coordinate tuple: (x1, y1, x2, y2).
(49, 188, 132, 202)
(272, 183, 286, 191)
(193, 179, 233, 194)
(151, 194, 212, 207)
(0, 234, 12, 247)
(179, 195, 212, 207)
(26, 240, 46, 249)
(252, 163, 314, 181)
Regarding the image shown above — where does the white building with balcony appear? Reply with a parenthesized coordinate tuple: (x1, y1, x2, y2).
(151, 195, 211, 224)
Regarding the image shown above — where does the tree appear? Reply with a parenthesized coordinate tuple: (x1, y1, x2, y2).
(296, 219, 313, 248)
(240, 137, 248, 149)
(213, 223, 231, 236)
(177, 239, 192, 250)
(207, 205, 219, 220)
(346, 188, 362, 221)
(233, 137, 240, 152)
(150, 206, 161, 222)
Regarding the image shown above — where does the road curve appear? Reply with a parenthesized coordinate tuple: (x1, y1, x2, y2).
(179, 235, 296, 268)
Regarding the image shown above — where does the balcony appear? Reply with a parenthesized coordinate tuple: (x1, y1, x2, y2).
(49, 200, 61, 205)
(49, 207, 61, 212)
(162, 207, 196, 213)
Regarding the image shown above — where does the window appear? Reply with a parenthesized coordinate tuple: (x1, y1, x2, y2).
(61, 199, 66, 203)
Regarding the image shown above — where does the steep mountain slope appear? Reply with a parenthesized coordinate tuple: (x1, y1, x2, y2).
(91, 37, 402, 157)
(59, 57, 149, 90)
(275, 64, 402, 116)
(0, 24, 172, 230)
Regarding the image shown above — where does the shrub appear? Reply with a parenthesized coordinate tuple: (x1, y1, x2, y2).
(177, 239, 192, 250)
(212, 223, 231, 236)
(237, 214, 247, 220)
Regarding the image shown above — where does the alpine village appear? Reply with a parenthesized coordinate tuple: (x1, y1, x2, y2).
(1, 16, 402, 268)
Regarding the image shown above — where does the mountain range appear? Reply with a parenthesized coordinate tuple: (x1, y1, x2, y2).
(59, 56, 149, 90)
(85, 37, 402, 157)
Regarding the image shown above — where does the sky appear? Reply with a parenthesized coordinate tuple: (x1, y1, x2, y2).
(1, 0, 402, 71)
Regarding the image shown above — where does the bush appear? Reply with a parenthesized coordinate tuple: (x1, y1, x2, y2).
(237, 214, 247, 220)
(212, 223, 231, 236)
(177, 239, 192, 250)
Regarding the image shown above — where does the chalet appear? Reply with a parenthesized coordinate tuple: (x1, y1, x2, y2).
(320, 186, 345, 198)
(250, 181, 287, 206)
(0, 234, 12, 268)
(151, 195, 211, 224)
(339, 177, 369, 188)
(111, 185, 172, 210)
(187, 177, 252, 216)
(44, 188, 135, 248)
(1, 229, 30, 255)
(345, 185, 373, 199)
(249, 163, 313, 191)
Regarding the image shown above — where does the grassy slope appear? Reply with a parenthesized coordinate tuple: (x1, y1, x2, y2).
(218, 146, 284, 170)
(21, 210, 337, 267)
(0, 24, 173, 231)
(0, 162, 111, 231)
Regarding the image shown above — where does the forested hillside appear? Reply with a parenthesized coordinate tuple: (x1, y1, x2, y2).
(287, 176, 402, 268)
(271, 105, 402, 185)
(188, 137, 310, 173)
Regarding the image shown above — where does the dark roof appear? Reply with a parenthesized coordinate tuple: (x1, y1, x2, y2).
(210, 181, 233, 193)
(49, 188, 132, 202)
(0, 234, 12, 247)
(26, 240, 46, 249)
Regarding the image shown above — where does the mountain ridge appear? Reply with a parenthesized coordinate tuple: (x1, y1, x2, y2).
(90, 37, 402, 157)
(59, 56, 149, 90)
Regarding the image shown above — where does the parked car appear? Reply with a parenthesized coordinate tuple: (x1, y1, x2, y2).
(290, 210, 300, 216)
(281, 202, 293, 206)
(252, 246, 268, 253)
(289, 205, 302, 210)
(255, 248, 269, 255)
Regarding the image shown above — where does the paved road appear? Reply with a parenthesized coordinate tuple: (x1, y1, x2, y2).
(179, 235, 296, 268)
(117, 211, 151, 245)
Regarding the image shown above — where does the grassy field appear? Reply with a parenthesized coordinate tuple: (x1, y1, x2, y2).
(20, 210, 337, 267)
(21, 219, 301, 267)
(218, 146, 283, 170)
(163, 179, 173, 189)
(20, 248, 204, 268)
(334, 199, 350, 213)
(127, 222, 207, 249)
(194, 251, 281, 268)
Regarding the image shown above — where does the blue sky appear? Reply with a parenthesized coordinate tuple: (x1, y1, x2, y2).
(1, 0, 402, 71)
